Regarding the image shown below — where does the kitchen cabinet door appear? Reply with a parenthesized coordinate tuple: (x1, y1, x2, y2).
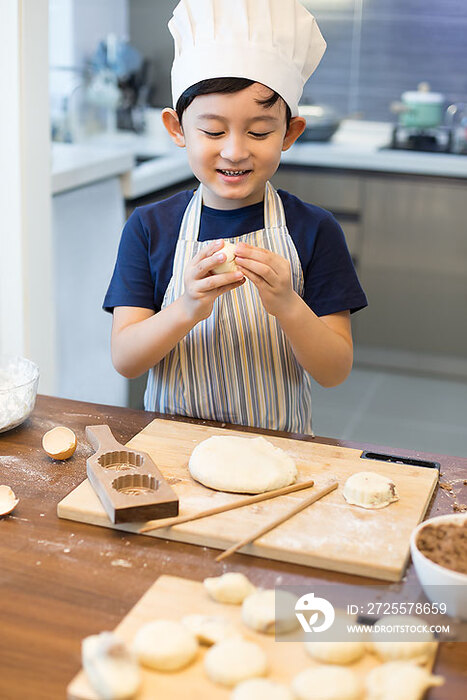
(357, 175, 467, 360)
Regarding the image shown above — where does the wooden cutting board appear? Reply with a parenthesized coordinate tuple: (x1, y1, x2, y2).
(57, 419, 438, 581)
(67, 574, 439, 700)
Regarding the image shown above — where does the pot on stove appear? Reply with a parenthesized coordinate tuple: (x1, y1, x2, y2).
(391, 82, 445, 129)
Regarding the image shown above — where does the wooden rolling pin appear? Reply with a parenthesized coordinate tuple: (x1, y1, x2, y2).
(215, 480, 339, 561)
(139, 478, 316, 533)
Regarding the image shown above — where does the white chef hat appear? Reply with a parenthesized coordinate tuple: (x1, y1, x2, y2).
(169, 0, 326, 117)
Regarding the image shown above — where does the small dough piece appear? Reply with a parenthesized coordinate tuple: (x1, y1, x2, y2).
(82, 631, 140, 700)
(204, 636, 267, 687)
(242, 589, 299, 635)
(204, 572, 256, 604)
(189, 435, 297, 494)
(292, 666, 364, 700)
(212, 241, 237, 274)
(304, 640, 366, 665)
(132, 620, 198, 671)
(366, 661, 444, 700)
(181, 614, 238, 645)
(0, 485, 19, 516)
(42, 426, 77, 460)
(369, 615, 435, 664)
(231, 678, 293, 700)
(343, 471, 399, 509)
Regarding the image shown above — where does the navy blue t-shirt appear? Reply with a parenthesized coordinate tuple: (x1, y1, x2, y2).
(104, 188, 367, 317)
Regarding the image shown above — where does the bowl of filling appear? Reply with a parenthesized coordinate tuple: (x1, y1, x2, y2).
(410, 513, 467, 619)
(0, 355, 40, 433)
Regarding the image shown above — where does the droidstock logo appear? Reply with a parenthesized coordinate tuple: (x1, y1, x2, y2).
(295, 592, 335, 633)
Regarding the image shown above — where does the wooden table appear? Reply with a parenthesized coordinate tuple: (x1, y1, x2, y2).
(0, 395, 465, 700)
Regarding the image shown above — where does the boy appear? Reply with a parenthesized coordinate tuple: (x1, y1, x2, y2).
(104, 0, 367, 434)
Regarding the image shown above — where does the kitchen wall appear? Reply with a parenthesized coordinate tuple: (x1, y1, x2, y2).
(130, 0, 467, 121)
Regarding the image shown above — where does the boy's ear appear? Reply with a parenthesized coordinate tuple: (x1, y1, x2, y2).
(162, 108, 185, 147)
(282, 116, 306, 151)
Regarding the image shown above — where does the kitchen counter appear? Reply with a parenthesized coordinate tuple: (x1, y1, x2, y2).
(0, 395, 466, 699)
(51, 120, 466, 202)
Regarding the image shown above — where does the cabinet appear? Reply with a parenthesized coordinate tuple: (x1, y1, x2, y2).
(271, 164, 467, 376)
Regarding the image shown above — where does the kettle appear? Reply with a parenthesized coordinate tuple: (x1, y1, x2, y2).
(391, 82, 445, 129)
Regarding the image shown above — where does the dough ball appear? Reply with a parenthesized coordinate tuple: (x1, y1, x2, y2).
(189, 435, 297, 494)
(132, 620, 198, 671)
(181, 614, 238, 645)
(292, 666, 364, 700)
(242, 589, 299, 635)
(369, 616, 435, 664)
(304, 640, 366, 665)
(204, 636, 267, 687)
(231, 678, 293, 700)
(366, 661, 444, 700)
(212, 241, 238, 274)
(82, 631, 140, 700)
(204, 572, 256, 604)
(343, 471, 399, 509)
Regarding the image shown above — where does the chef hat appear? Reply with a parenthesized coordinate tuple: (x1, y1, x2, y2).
(169, 0, 326, 117)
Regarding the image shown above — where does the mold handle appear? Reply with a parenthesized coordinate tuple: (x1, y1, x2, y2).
(85, 425, 124, 454)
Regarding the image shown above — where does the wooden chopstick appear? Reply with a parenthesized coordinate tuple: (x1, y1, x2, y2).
(138, 478, 315, 533)
(215, 480, 338, 562)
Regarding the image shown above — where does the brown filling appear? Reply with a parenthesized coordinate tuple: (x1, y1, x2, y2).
(416, 522, 467, 575)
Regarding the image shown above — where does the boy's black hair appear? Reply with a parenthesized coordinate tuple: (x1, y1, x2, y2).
(175, 77, 292, 130)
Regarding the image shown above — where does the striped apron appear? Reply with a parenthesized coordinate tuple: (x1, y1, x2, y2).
(144, 181, 313, 434)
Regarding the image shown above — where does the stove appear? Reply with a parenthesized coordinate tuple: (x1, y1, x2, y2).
(383, 125, 461, 154)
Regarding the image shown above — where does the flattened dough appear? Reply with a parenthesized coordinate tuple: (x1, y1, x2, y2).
(204, 637, 267, 687)
(242, 589, 299, 635)
(231, 678, 293, 700)
(369, 615, 435, 664)
(82, 631, 140, 700)
(343, 471, 399, 509)
(366, 661, 444, 700)
(132, 620, 198, 671)
(204, 572, 256, 604)
(189, 435, 297, 494)
(181, 614, 238, 645)
(292, 666, 364, 700)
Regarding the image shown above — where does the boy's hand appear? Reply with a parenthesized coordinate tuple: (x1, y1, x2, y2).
(234, 242, 296, 317)
(181, 240, 245, 323)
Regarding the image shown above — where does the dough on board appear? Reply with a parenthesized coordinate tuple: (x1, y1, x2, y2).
(204, 636, 268, 687)
(365, 661, 444, 700)
(304, 640, 366, 665)
(343, 471, 399, 509)
(242, 589, 299, 635)
(369, 615, 435, 664)
(189, 435, 297, 493)
(292, 666, 364, 700)
(204, 572, 256, 604)
(212, 241, 237, 274)
(231, 677, 294, 700)
(131, 620, 198, 671)
(181, 614, 238, 645)
(82, 631, 140, 700)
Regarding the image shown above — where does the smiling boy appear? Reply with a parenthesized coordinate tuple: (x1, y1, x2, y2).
(104, 0, 367, 434)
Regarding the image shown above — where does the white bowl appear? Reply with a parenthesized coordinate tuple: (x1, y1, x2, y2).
(410, 513, 467, 620)
(0, 355, 39, 432)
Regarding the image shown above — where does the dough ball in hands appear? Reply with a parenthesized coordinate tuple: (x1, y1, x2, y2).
(181, 614, 238, 645)
(204, 572, 256, 604)
(212, 240, 237, 274)
(204, 636, 267, 687)
(369, 616, 436, 664)
(292, 666, 364, 700)
(82, 631, 140, 700)
(189, 435, 297, 494)
(131, 620, 198, 671)
(231, 678, 294, 700)
(242, 589, 299, 635)
(42, 426, 77, 460)
(365, 661, 444, 700)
